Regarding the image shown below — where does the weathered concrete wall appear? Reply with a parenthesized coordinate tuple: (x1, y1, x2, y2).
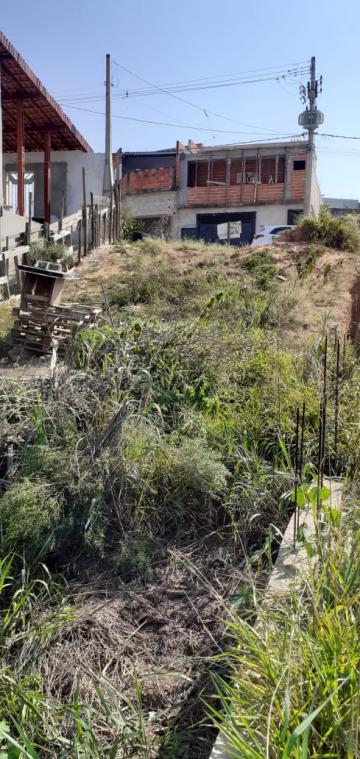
(311, 159, 322, 218)
(3, 151, 105, 219)
(0, 208, 42, 244)
(175, 202, 303, 238)
(123, 190, 177, 219)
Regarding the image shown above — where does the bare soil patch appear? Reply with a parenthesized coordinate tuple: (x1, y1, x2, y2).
(26, 530, 256, 757)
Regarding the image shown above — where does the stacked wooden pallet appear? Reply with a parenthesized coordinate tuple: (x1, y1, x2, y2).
(11, 299, 101, 354)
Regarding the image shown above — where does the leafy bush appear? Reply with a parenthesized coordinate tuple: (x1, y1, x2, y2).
(121, 206, 144, 241)
(168, 437, 229, 503)
(298, 208, 360, 251)
(241, 249, 277, 288)
(28, 242, 66, 265)
(295, 244, 323, 278)
(0, 479, 61, 557)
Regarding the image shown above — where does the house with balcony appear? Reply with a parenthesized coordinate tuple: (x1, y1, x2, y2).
(120, 138, 321, 244)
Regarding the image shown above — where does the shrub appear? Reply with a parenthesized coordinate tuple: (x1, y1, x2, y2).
(109, 258, 168, 306)
(28, 242, 66, 265)
(241, 249, 277, 289)
(298, 208, 360, 251)
(295, 244, 322, 278)
(168, 437, 229, 503)
(0, 479, 61, 558)
(110, 537, 160, 579)
(121, 206, 144, 241)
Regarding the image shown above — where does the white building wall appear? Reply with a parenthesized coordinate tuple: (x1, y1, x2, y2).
(3, 151, 105, 216)
(175, 203, 303, 239)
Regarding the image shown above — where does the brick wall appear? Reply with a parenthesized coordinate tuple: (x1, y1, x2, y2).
(122, 166, 175, 194)
(184, 150, 307, 207)
(290, 152, 306, 200)
(186, 183, 285, 207)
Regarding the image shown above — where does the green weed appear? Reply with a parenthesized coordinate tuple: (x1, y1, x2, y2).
(298, 208, 360, 251)
(208, 498, 360, 758)
(240, 249, 277, 289)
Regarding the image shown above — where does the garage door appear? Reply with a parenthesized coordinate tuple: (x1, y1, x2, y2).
(197, 212, 256, 245)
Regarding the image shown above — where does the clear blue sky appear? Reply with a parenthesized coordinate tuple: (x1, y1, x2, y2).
(2, 0, 360, 198)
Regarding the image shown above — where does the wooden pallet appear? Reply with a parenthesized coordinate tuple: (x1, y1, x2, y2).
(11, 301, 102, 355)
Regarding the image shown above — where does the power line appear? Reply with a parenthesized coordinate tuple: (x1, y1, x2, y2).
(318, 132, 360, 141)
(111, 59, 290, 135)
(111, 60, 310, 90)
(57, 60, 308, 142)
(58, 65, 309, 105)
(58, 70, 309, 104)
(54, 65, 308, 101)
(113, 70, 310, 98)
(62, 101, 303, 140)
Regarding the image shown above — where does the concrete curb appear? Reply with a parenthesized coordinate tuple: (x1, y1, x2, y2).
(209, 477, 343, 759)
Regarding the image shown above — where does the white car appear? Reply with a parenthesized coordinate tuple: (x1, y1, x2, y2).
(251, 224, 295, 247)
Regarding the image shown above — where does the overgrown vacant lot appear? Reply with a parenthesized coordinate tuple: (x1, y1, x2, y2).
(64, 234, 359, 344)
(0, 223, 360, 757)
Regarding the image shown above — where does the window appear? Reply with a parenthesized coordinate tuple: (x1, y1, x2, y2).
(277, 156, 286, 183)
(271, 226, 289, 234)
(230, 159, 243, 185)
(187, 162, 196, 187)
(187, 160, 209, 187)
(288, 209, 302, 225)
(187, 159, 226, 187)
(245, 157, 257, 183)
(261, 157, 276, 184)
(294, 160, 306, 171)
(5, 171, 35, 216)
(209, 160, 226, 184)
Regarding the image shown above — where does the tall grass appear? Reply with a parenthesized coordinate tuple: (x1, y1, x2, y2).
(1, 235, 360, 755)
(208, 496, 360, 757)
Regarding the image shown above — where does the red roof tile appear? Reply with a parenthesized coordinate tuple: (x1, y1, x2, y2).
(0, 31, 92, 152)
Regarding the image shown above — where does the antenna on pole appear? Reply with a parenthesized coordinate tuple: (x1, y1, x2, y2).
(298, 56, 324, 217)
(103, 53, 114, 196)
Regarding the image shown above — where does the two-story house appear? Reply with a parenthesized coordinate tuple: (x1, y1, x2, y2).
(120, 138, 321, 244)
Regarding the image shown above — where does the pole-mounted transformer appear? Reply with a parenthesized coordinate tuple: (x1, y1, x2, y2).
(298, 57, 324, 217)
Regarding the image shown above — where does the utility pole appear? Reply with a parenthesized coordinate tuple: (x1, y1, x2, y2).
(298, 56, 324, 217)
(0, 65, 3, 256)
(103, 53, 114, 196)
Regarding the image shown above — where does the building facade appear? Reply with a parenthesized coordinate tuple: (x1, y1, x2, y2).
(0, 30, 100, 238)
(323, 198, 360, 217)
(120, 139, 321, 244)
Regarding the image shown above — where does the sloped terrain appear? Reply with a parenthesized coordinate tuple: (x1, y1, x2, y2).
(0, 227, 359, 757)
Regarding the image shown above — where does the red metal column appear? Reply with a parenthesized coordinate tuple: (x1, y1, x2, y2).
(44, 130, 51, 222)
(16, 100, 25, 216)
